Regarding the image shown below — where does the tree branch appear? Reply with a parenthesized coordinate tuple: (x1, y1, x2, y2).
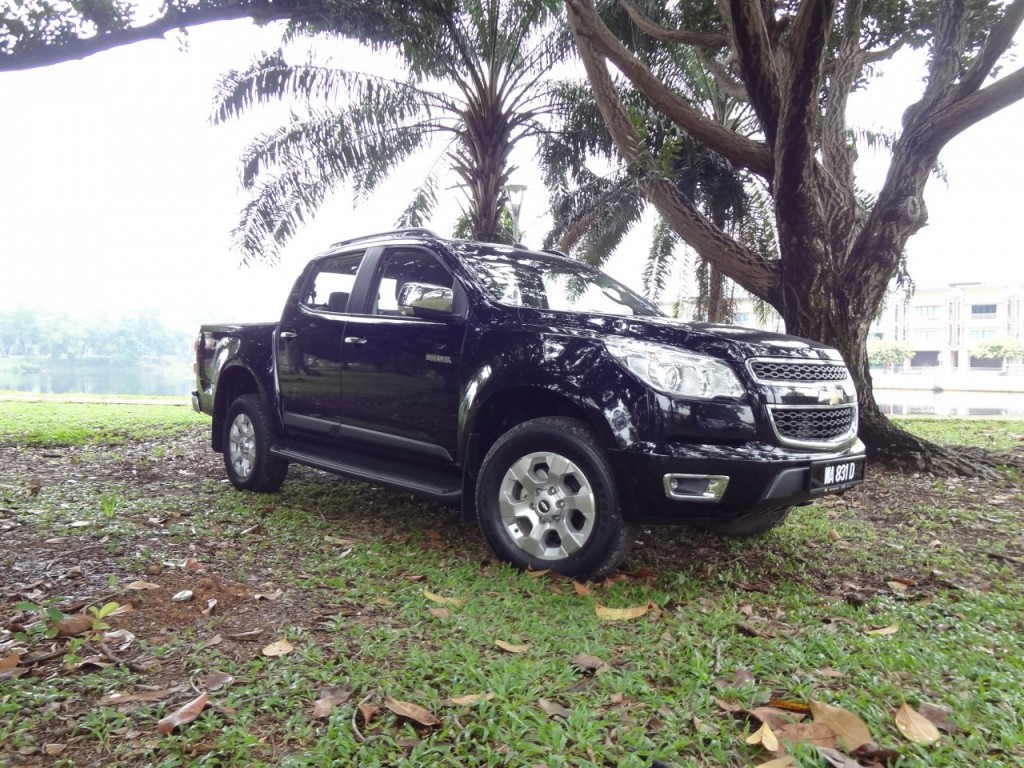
(565, 6, 778, 302)
(953, 0, 1024, 100)
(926, 65, 1024, 149)
(618, 0, 729, 47)
(695, 48, 749, 102)
(821, 0, 862, 185)
(725, 0, 782, 146)
(0, 2, 300, 72)
(564, 0, 773, 178)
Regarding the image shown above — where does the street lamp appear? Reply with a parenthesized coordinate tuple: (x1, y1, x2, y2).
(504, 184, 527, 243)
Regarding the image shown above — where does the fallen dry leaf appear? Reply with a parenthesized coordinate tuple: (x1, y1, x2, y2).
(895, 702, 941, 745)
(227, 628, 264, 640)
(43, 744, 67, 756)
(572, 581, 591, 596)
(157, 692, 209, 735)
(358, 702, 379, 724)
(253, 589, 283, 602)
(746, 721, 780, 752)
(428, 606, 451, 619)
(865, 624, 899, 636)
(311, 686, 352, 718)
(756, 757, 796, 768)
(810, 700, 873, 751)
(494, 639, 529, 654)
(816, 746, 863, 767)
(887, 581, 908, 593)
(595, 602, 650, 621)
(538, 698, 570, 718)
(202, 599, 218, 617)
(107, 603, 133, 617)
(918, 702, 958, 733)
(423, 589, 464, 607)
(385, 696, 441, 727)
(570, 653, 609, 673)
(0, 653, 21, 671)
(261, 638, 294, 657)
(749, 706, 799, 731)
(776, 721, 837, 748)
(204, 671, 234, 692)
(448, 692, 495, 706)
(525, 568, 551, 578)
(102, 629, 135, 651)
(56, 614, 92, 637)
(124, 581, 161, 590)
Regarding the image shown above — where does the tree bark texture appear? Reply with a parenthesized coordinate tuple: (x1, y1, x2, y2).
(565, 0, 1024, 471)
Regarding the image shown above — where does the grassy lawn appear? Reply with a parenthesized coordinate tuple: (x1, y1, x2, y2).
(0, 403, 1021, 767)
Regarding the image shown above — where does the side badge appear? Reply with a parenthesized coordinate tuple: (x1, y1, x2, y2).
(426, 354, 453, 365)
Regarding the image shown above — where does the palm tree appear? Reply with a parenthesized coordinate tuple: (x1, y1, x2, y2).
(541, 7, 775, 323)
(212, 0, 564, 264)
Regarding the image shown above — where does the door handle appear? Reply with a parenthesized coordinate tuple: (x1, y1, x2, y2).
(279, 331, 297, 340)
(344, 336, 368, 345)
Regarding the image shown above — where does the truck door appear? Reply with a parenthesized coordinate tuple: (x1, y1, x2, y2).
(276, 249, 367, 438)
(337, 246, 465, 462)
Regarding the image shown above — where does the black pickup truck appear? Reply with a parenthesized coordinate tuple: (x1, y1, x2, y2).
(193, 228, 865, 578)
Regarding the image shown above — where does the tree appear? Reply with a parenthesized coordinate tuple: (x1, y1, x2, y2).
(867, 339, 914, 370)
(541, 46, 774, 323)
(0, 1, 450, 71)
(213, 0, 563, 261)
(563, 0, 1024, 472)
(971, 338, 1024, 362)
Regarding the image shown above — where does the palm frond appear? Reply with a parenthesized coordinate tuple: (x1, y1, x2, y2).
(642, 217, 679, 302)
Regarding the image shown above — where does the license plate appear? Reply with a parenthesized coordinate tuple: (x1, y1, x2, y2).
(810, 457, 865, 494)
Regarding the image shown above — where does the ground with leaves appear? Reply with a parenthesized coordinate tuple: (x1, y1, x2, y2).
(1, 401, 1022, 767)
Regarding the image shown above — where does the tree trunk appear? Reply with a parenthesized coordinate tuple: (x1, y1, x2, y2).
(778, 267, 998, 476)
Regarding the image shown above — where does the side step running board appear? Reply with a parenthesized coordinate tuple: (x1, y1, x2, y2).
(271, 444, 462, 504)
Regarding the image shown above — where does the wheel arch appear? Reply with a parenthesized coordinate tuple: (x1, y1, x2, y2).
(211, 364, 269, 452)
(460, 386, 616, 523)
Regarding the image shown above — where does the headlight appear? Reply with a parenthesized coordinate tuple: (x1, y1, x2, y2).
(605, 337, 745, 400)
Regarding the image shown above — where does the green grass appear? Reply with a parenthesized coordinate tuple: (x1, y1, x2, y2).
(1, 408, 1022, 767)
(0, 400, 202, 447)
(892, 417, 1024, 451)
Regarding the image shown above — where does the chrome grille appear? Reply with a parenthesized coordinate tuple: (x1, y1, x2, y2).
(750, 360, 848, 383)
(770, 406, 857, 443)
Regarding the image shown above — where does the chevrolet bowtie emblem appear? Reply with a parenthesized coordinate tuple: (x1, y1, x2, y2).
(818, 385, 844, 406)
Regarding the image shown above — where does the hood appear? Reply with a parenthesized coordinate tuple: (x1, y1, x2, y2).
(516, 309, 844, 364)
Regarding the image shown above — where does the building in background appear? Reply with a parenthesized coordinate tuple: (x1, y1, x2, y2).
(870, 283, 1024, 370)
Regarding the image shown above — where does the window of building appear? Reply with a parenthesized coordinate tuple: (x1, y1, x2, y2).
(914, 330, 941, 342)
(971, 303, 997, 317)
(734, 312, 751, 323)
(913, 305, 941, 318)
(969, 329, 996, 340)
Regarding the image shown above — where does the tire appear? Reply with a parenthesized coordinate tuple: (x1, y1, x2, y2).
(222, 394, 288, 493)
(475, 417, 632, 580)
(694, 506, 791, 537)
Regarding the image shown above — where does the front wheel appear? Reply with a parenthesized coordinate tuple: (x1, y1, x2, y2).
(222, 394, 288, 492)
(475, 417, 632, 580)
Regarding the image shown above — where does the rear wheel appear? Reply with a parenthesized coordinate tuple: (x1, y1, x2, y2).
(222, 394, 288, 492)
(475, 417, 632, 580)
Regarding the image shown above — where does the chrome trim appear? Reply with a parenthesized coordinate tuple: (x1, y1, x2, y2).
(765, 403, 859, 451)
(746, 357, 850, 385)
(663, 474, 730, 502)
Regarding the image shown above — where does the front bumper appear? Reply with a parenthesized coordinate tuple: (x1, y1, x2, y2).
(609, 438, 866, 525)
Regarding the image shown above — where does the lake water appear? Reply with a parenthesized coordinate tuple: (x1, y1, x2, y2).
(0, 366, 193, 398)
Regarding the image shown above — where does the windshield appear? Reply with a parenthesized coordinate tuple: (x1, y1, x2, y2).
(455, 245, 662, 317)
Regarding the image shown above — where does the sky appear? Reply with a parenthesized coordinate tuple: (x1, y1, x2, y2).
(1, 18, 1022, 333)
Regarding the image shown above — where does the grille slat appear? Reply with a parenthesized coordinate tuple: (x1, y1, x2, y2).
(770, 406, 857, 442)
(750, 361, 848, 382)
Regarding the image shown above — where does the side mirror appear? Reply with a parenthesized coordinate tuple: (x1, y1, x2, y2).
(398, 282, 457, 321)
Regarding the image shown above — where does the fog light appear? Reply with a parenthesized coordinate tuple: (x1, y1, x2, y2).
(664, 474, 729, 501)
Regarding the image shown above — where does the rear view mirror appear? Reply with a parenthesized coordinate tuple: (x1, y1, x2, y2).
(398, 282, 456, 320)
